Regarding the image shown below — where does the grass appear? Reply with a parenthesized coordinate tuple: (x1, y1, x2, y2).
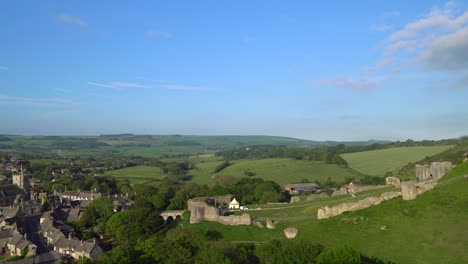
(186, 158, 364, 187)
(184, 161, 468, 263)
(104, 165, 166, 184)
(341, 145, 452, 176)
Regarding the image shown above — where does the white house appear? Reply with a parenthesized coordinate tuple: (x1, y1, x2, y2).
(229, 198, 240, 209)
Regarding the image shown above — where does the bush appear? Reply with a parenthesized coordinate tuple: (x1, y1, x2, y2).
(316, 245, 361, 264)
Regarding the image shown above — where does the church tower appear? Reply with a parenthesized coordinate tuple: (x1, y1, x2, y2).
(13, 164, 30, 196)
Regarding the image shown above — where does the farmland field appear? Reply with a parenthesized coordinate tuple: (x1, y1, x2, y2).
(104, 165, 165, 184)
(341, 145, 452, 176)
(188, 158, 364, 187)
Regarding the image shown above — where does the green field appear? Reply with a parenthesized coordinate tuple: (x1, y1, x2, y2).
(104, 166, 165, 184)
(187, 158, 364, 187)
(341, 145, 452, 176)
(185, 161, 468, 263)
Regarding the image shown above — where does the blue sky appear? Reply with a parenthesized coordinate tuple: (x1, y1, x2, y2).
(1, 1, 467, 140)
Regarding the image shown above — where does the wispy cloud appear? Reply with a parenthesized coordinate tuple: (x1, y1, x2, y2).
(57, 13, 88, 27)
(145, 30, 173, 39)
(54, 88, 71, 93)
(382, 10, 400, 18)
(160, 84, 215, 91)
(429, 73, 468, 91)
(385, 3, 468, 55)
(317, 77, 377, 92)
(0, 66, 8, 70)
(363, 2, 468, 90)
(88, 81, 151, 89)
(242, 36, 257, 44)
(0, 94, 78, 107)
(422, 26, 468, 70)
(365, 58, 394, 72)
(371, 24, 394, 32)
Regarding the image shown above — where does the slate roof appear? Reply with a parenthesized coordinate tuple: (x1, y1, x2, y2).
(54, 237, 102, 258)
(285, 183, 321, 192)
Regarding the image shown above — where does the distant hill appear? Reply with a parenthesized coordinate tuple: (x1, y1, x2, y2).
(0, 134, 391, 158)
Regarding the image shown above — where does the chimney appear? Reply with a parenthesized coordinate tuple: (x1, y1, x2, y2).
(68, 233, 72, 240)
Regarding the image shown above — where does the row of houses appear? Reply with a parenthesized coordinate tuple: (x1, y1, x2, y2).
(40, 212, 102, 261)
(0, 205, 36, 258)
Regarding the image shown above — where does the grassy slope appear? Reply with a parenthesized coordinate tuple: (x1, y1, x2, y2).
(341, 145, 452, 176)
(189, 158, 364, 187)
(396, 139, 468, 180)
(104, 166, 165, 184)
(185, 162, 468, 263)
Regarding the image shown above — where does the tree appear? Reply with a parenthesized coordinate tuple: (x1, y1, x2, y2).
(105, 207, 164, 243)
(78, 196, 114, 233)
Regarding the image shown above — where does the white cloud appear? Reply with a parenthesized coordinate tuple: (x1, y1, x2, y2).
(371, 24, 394, 32)
(0, 66, 8, 70)
(387, 4, 468, 44)
(160, 84, 214, 91)
(423, 26, 468, 70)
(0, 94, 78, 107)
(318, 77, 377, 92)
(57, 13, 88, 27)
(146, 30, 173, 39)
(88, 81, 151, 89)
(370, 2, 468, 79)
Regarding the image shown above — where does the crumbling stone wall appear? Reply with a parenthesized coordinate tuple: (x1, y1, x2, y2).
(416, 162, 453, 181)
(187, 199, 251, 225)
(317, 191, 401, 219)
(401, 181, 417, 200)
(430, 162, 453, 180)
(385, 177, 401, 187)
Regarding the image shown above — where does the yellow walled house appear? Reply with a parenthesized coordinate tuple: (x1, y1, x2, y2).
(229, 198, 240, 209)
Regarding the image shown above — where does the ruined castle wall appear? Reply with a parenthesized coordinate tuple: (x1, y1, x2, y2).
(415, 165, 431, 181)
(430, 162, 453, 180)
(218, 214, 251, 225)
(188, 199, 251, 225)
(401, 181, 417, 200)
(317, 191, 401, 219)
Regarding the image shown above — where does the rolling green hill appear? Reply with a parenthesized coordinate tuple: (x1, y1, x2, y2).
(341, 145, 452, 176)
(190, 158, 364, 186)
(185, 161, 468, 263)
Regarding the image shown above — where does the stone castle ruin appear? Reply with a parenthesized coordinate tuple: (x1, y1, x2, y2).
(332, 182, 388, 197)
(188, 195, 251, 226)
(318, 191, 401, 219)
(415, 161, 453, 181)
(318, 159, 456, 219)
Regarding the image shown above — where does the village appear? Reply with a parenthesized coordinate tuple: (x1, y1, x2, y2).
(0, 152, 464, 263)
(0, 156, 134, 263)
